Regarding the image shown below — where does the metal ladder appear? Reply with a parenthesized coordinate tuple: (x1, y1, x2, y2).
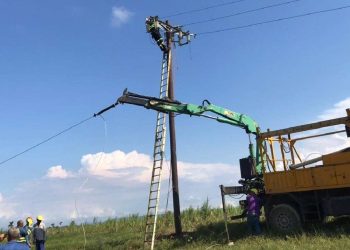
(144, 51, 171, 249)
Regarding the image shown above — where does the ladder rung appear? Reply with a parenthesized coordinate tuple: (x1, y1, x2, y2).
(151, 182, 160, 185)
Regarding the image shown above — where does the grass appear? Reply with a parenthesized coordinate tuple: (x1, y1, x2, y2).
(40, 203, 350, 249)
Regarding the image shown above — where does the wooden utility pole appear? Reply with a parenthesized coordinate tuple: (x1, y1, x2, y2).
(145, 16, 194, 239)
(166, 26, 182, 236)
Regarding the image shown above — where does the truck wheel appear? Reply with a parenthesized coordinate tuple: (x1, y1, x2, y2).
(269, 204, 301, 234)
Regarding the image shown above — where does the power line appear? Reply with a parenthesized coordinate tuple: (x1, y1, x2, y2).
(183, 0, 302, 26)
(197, 4, 350, 35)
(0, 116, 94, 166)
(162, 0, 248, 18)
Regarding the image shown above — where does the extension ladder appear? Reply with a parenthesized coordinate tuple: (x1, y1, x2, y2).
(144, 51, 171, 249)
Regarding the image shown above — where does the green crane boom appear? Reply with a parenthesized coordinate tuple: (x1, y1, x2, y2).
(117, 89, 259, 134)
(94, 89, 262, 175)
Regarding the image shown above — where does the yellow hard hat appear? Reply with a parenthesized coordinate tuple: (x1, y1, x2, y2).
(37, 215, 44, 221)
(250, 188, 258, 195)
(26, 217, 33, 226)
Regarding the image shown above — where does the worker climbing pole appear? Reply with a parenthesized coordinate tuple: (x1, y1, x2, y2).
(144, 16, 194, 249)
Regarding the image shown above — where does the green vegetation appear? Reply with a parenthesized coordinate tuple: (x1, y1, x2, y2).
(44, 203, 350, 249)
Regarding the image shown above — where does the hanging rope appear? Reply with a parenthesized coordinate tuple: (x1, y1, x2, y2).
(164, 154, 172, 213)
(74, 114, 108, 250)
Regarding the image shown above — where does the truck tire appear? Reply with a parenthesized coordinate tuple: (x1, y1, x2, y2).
(269, 204, 301, 234)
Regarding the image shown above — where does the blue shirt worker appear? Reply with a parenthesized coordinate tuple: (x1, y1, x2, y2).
(33, 215, 46, 250)
(246, 188, 262, 235)
(0, 227, 30, 250)
(19, 217, 33, 247)
(16, 220, 25, 244)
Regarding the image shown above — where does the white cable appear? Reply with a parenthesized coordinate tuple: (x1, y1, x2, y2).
(164, 154, 172, 213)
(74, 200, 87, 249)
(304, 152, 322, 162)
(74, 115, 108, 250)
(205, 244, 221, 250)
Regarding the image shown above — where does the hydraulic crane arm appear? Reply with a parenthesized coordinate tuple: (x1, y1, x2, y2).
(116, 89, 259, 134)
(94, 89, 263, 175)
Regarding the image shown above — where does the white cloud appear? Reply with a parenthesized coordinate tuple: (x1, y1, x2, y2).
(0, 193, 17, 219)
(46, 165, 74, 179)
(81, 150, 152, 179)
(292, 97, 350, 162)
(111, 6, 133, 27)
(178, 161, 238, 183)
(318, 97, 350, 120)
(79, 149, 239, 184)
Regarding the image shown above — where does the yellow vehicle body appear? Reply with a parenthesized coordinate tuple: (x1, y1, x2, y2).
(264, 150, 350, 194)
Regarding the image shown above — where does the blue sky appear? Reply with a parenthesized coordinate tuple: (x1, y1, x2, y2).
(0, 0, 349, 227)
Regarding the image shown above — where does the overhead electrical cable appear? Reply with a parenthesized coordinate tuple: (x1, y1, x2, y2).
(197, 4, 350, 35)
(183, 0, 302, 26)
(0, 115, 94, 166)
(162, 0, 248, 18)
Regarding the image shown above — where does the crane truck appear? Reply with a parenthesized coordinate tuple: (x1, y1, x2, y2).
(96, 89, 350, 234)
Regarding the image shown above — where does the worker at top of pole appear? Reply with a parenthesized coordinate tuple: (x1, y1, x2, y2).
(145, 16, 168, 52)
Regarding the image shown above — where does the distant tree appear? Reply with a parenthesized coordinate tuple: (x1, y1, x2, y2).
(8, 221, 14, 228)
(69, 220, 76, 227)
(93, 217, 98, 224)
(59, 222, 63, 227)
(200, 197, 211, 218)
(51, 223, 55, 228)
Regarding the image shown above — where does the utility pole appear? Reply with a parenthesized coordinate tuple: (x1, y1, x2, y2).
(166, 23, 182, 236)
(145, 16, 194, 238)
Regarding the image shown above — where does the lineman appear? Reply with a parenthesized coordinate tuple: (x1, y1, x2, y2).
(19, 217, 33, 247)
(145, 16, 167, 52)
(246, 188, 262, 235)
(33, 215, 47, 250)
(1, 227, 29, 250)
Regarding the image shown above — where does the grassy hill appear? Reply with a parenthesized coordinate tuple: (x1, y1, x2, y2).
(44, 203, 350, 249)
